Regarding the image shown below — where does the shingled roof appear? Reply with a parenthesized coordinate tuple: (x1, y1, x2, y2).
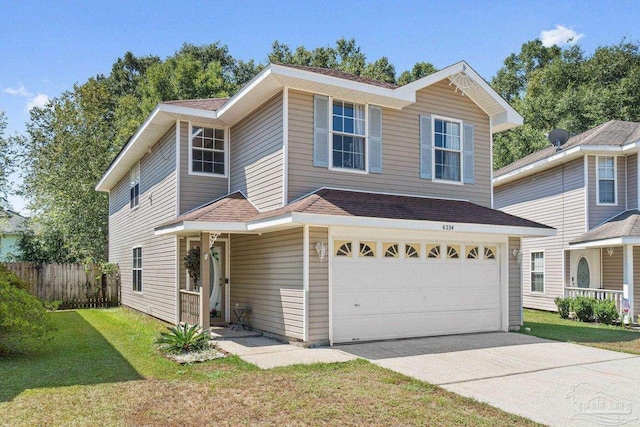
(157, 188, 552, 232)
(162, 97, 229, 111)
(496, 120, 640, 177)
(571, 210, 640, 245)
(274, 63, 399, 89)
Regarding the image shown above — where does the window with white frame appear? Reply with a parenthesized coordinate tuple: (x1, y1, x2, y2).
(332, 100, 366, 171)
(531, 251, 544, 293)
(434, 118, 462, 182)
(132, 247, 142, 292)
(130, 162, 140, 209)
(597, 156, 616, 204)
(191, 126, 225, 175)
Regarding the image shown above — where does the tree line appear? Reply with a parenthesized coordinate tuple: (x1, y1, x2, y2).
(2, 37, 640, 263)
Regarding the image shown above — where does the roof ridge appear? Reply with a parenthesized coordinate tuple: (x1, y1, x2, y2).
(578, 120, 616, 146)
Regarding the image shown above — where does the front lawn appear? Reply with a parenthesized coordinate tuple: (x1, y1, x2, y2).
(0, 308, 539, 426)
(523, 309, 640, 355)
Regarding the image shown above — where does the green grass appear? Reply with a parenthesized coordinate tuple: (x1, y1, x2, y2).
(522, 309, 640, 355)
(0, 307, 540, 426)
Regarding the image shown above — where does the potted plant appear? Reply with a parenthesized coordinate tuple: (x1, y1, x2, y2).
(184, 246, 200, 289)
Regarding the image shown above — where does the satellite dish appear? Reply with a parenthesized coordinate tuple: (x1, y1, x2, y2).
(548, 128, 570, 151)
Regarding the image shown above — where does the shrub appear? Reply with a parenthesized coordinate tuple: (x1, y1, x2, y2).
(555, 297, 572, 319)
(0, 280, 55, 355)
(184, 247, 200, 288)
(155, 323, 209, 354)
(0, 265, 31, 292)
(594, 299, 619, 325)
(573, 296, 595, 322)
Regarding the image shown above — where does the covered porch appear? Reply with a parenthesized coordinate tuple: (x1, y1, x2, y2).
(567, 211, 640, 321)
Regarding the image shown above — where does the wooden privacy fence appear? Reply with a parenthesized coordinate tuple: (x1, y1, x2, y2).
(2, 262, 121, 309)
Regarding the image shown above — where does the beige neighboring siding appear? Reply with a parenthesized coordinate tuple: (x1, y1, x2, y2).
(230, 92, 284, 210)
(109, 126, 177, 323)
(508, 237, 522, 329)
(308, 226, 329, 343)
(495, 158, 585, 311)
(230, 228, 304, 340)
(634, 247, 640, 318)
(288, 81, 492, 207)
(588, 155, 626, 229)
(179, 121, 229, 213)
(628, 154, 638, 210)
(602, 247, 623, 291)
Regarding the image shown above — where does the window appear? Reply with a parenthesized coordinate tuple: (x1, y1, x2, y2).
(434, 118, 462, 182)
(335, 241, 352, 257)
(531, 252, 544, 293)
(130, 162, 140, 209)
(466, 246, 480, 259)
(484, 246, 496, 260)
(597, 156, 616, 204)
(332, 100, 366, 171)
(427, 244, 441, 259)
(446, 245, 460, 259)
(405, 244, 420, 258)
(132, 247, 142, 292)
(191, 126, 225, 175)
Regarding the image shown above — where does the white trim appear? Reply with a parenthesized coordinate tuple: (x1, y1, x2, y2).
(500, 242, 509, 331)
(187, 122, 228, 178)
(432, 115, 464, 184)
(529, 250, 545, 295)
(570, 236, 640, 248)
(225, 236, 231, 323)
(328, 226, 334, 346)
(490, 116, 494, 209)
(625, 155, 628, 211)
(584, 156, 589, 232)
(175, 121, 181, 216)
(637, 153, 640, 210)
(283, 87, 289, 206)
(227, 127, 232, 195)
(595, 155, 617, 206)
(302, 224, 309, 342)
(625, 244, 635, 319)
(155, 221, 250, 235)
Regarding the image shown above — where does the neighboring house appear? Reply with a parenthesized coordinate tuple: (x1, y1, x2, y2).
(96, 61, 552, 346)
(0, 210, 26, 261)
(494, 120, 640, 320)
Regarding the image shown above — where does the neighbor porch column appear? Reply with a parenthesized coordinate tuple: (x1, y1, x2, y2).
(200, 232, 211, 329)
(623, 245, 634, 319)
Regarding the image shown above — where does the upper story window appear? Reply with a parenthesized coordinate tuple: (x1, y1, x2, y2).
(531, 251, 544, 293)
(434, 118, 462, 182)
(597, 156, 616, 205)
(332, 100, 366, 171)
(190, 126, 225, 176)
(130, 162, 140, 209)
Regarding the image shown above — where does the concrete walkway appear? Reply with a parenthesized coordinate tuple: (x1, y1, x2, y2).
(215, 337, 357, 369)
(337, 332, 640, 427)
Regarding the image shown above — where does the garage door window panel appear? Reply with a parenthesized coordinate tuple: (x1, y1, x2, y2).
(466, 246, 480, 259)
(335, 241, 353, 257)
(447, 245, 460, 259)
(359, 242, 376, 258)
(383, 243, 399, 258)
(484, 246, 496, 260)
(405, 244, 420, 258)
(427, 244, 441, 259)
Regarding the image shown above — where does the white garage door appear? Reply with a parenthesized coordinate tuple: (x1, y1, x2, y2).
(332, 239, 502, 343)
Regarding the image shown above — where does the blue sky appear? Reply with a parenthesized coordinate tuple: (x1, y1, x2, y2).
(1, 0, 639, 212)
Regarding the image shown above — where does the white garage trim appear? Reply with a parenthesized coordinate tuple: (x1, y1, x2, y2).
(329, 226, 509, 345)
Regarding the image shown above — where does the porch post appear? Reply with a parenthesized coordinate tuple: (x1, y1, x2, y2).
(199, 232, 211, 329)
(623, 245, 634, 319)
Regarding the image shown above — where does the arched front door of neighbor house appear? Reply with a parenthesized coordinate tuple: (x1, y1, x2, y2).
(577, 256, 590, 288)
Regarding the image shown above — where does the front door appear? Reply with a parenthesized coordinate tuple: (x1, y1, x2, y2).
(209, 241, 226, 324)
(577, 257, 590, 288)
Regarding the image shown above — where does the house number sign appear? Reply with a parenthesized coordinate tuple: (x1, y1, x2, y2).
(442, 224, 454, 231)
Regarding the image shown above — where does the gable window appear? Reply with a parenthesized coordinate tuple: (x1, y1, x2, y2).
(132, 247, 142, 292)
(332, 100, 366, 171)
(130, 162, 140, 209)
(434, 118, 462, 182)
(531, 251, 544, 293)
(597, 156, 616, 205)
(190, 126, 225, 176)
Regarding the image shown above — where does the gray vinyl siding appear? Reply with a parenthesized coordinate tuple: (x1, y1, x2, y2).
(308, 226, 329, 343)
(508, 236, 522, 329)
(495, 158, 586, 311)
(230, 92, 284, 211)
(288, 81, 492, 207)
(602, 247, 623, 291)
(628, 154, 637, 210)
(108, 126, 177, 323)
(230, 228, 304, 340)
(634, 248, 640, 318)
(179, 121, 229, 213)
(588, 155, 626, 229)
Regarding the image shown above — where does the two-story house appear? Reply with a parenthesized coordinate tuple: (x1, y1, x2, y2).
(494, 120, 640, 320)
(96, 62, 552, 346)
(0, 209, 26, 261)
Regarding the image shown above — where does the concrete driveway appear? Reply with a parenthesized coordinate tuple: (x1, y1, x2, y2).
(336, 332, 640, 426)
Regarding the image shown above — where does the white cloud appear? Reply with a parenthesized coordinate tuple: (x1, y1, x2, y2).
(3, 84, 33, 97)
(26, 94, 49, 111)
(540, 25, 585, 47)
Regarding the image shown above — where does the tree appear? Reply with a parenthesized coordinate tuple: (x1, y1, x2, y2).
(397, 62, 438, 86)
(0, 112, 13, 209)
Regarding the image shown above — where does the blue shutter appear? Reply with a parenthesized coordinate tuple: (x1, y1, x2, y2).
(419, 115, 432, 179)
(368, 105, 382, 173)
(463, 122, 475, 184)
(313, 95, 329, 167)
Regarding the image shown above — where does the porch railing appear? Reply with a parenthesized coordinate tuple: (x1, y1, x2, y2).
(564, 287, 624, 315)
(179, 289, 200, 325)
